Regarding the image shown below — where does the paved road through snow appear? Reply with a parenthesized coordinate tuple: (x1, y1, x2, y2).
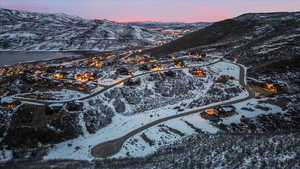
(90, 61, 255, 158)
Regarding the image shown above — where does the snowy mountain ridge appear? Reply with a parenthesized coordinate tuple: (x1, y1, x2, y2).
(0, 8, 165, 51)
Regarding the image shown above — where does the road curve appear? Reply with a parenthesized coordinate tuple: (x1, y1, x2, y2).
(90, 61, 255, 158)
(13, 60, 221, 104)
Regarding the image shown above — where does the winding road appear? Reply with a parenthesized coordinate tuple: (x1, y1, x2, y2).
(13, 58, 255, 159)
(90, 61, 255, 158)
(13, 60, 221, 104)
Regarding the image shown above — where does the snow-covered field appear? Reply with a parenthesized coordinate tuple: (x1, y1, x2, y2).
(43, 61, 251, 160)
(221, 98, 285, 125)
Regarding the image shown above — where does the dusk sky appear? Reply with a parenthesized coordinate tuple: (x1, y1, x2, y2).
(1, 0, 300, 22)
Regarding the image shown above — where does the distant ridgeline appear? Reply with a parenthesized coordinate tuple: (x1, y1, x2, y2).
(147, 11, 300, 67)
(0, 8, 164, 51)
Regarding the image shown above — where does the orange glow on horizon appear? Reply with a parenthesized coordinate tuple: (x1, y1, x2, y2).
(112, 17, 228, 23)
(110, 7, 233, 23)
(4, 4, 234, 23)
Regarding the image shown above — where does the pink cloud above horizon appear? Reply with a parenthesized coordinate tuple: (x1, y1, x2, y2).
(1, 0, 299, 23)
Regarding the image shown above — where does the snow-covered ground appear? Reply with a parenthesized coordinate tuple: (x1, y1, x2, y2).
(221, 98, 285, 125)
(43, 61, 250, 160)
(0, 56, 286, 163)
(0, 150, 12, 162)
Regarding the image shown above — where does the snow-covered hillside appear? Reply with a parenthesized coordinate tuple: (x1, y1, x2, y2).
(0, 8, 165, 51)
(148, 11, 300, 67)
